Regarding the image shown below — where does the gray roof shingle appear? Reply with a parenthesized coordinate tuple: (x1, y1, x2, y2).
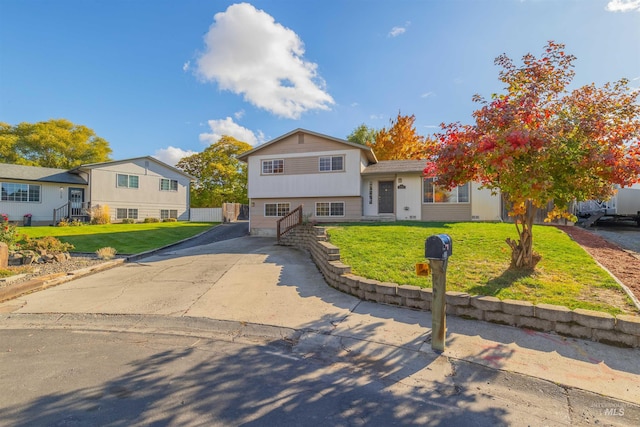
(0, 163, 88, 185)
(362, 160, 427, 175)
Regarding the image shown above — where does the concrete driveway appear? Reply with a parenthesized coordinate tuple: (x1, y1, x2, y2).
(1, 229, 360, 333)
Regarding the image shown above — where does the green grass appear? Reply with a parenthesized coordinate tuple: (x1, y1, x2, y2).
(17, 222, 217, 254)
(326, 222, 636, 316)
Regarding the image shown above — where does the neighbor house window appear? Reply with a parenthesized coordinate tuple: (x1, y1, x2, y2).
(261, 159, 284, 174)
(423, 178, 470, 203)
(160, 209, 178, 220)
(319, 156, 344, 172)
(160, 179, 178, 191)
(315, 202, 345, 217)
(264, 202, 290, 217)
(117, 208, 139, 219)
(117, 174, 139, 188)
(1, 183, 41, 202)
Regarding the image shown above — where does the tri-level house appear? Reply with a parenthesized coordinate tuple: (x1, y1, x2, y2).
(0, 157, 193, 225)
(238, 128, 503, 236)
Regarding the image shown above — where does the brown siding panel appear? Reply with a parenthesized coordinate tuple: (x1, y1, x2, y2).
(256, 133, 353, 156)
(421, 204, 472, 221)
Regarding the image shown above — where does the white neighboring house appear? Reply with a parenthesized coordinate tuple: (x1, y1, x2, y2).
(0, 157, 193, 225)
(238, 128, 502, 236)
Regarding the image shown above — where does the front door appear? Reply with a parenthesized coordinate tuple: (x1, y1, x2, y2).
(69, 188, 85, 217)
(378, 181, 394, 214)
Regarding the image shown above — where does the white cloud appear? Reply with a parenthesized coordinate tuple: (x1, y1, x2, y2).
(605, 0, 640, 12)
(421, 91, 435, 98)
(388, 21, 410, 37)
(153, 146, 197, 166)
(369, 114, 385, 120)
(195, 3, 334, 119)
(199, 117, 265, 146)
(234, 109, 245, 120)
(183, 61, 191, 72)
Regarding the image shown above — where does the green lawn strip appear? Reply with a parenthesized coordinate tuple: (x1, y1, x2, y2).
(326, 222, 635, 316)
(16, 222, 217, 254)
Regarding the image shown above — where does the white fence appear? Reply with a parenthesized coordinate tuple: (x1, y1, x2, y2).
(190, 208, 222, 222)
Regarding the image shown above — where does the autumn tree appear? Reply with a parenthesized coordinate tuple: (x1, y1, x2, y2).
(426, 41, 640, 269)
(176, 136, 252, 207)
(0, 119, 112, 168)
(347, 124, 378, 146)
(369, 113, 431, 160)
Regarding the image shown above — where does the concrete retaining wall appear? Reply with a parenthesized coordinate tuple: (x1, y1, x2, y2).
(279, 225, 640, 348)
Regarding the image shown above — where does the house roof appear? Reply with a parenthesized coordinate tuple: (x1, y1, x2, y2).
(362, 160, 427, 175)
(0, 163, 88, 185)
(237, 128, 378, 163)
(71, 156, 195, 180)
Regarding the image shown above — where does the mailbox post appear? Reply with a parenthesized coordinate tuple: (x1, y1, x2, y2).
(425, 234, 452, 352)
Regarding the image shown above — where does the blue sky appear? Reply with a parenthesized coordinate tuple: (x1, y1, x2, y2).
(1, 0, 639, 165)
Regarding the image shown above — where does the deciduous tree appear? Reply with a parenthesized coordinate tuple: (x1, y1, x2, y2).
(369, 113, 430, 160)
(0, 119, 112, 168)
(176, 136, 252, 207)
(425, 41, 640, 269)
(346, 124, 378, 146)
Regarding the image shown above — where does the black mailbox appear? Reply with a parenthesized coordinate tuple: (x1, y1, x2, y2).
(425, 234, 452, 260)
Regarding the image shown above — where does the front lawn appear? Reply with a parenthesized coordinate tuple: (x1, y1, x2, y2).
(326, 222, 636, 315)
(17, 222, 217, 254)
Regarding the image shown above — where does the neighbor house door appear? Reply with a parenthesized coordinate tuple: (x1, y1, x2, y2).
(69, 188, 85, 217)
(378, 181, 394, 214)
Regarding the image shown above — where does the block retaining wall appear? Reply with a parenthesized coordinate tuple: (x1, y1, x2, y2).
(280, 225, 640, 348)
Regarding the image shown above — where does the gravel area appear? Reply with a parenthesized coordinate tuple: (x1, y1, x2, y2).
(0, 255, 120, 288)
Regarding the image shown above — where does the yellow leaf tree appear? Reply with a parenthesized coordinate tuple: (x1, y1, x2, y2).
(368, 113, 430, 160)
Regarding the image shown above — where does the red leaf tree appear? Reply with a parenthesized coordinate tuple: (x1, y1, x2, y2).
(426, 41, 640, 269)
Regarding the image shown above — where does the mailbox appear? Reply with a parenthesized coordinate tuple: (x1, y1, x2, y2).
(425, 234, 452, 260)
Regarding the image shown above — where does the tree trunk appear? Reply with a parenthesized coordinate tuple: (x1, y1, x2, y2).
(505, 200, 540, 269)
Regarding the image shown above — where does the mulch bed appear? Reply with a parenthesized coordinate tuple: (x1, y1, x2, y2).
(555, 226, 640, 306)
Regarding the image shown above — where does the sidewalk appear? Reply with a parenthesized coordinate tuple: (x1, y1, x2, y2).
(1, 234, 639, 411)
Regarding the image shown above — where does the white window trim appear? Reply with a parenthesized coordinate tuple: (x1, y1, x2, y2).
(422, 178, 470, 204)
(261, 159, 284, 175)
(315, 201, 346, 217)
(318, 155, 344, 172)
(264, 202, 290, 217)
(160, 178, 178, 191)
(117, 174, 139, 189)
(1, 182, 41, 203)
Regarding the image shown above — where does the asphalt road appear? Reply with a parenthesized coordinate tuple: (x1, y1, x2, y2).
(3, 316, 636, 427)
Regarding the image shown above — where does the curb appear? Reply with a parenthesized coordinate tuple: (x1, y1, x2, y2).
(0, 259, 125, 303)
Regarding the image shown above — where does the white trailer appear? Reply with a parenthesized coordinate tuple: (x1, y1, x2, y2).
(576, 184, 640, 227)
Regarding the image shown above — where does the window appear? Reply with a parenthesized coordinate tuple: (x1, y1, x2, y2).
(1, 183, 41, 202)
(264, 202, 290, 217)
(423, 178, 470, 203)
(160, 179, 178, 191)
(160, 209, 178, 220)
(262, 159, 284, 174)
(319, 156, 344, 172)
(315, 202, 345, 217)
(117, 174, 139, 188)
(116, 208, 139, 219)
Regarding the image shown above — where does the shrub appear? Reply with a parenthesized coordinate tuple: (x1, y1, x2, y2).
(22, 236, 74, 254)
(90, 204, 111, 225)
(144, 217, 160, 223)
(121, 218, 136, 224)
(162, 218, 178, 222)
(0, 216, 24, 250)
(57, 218, 70, 227)
(95, 246, 117, 260)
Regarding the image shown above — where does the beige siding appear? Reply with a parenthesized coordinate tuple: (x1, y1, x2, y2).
(249, 197, 361, 236)
(421, 203, 472, 221)
(276, 155, 347, 176)
(254, 132, 354, 157)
